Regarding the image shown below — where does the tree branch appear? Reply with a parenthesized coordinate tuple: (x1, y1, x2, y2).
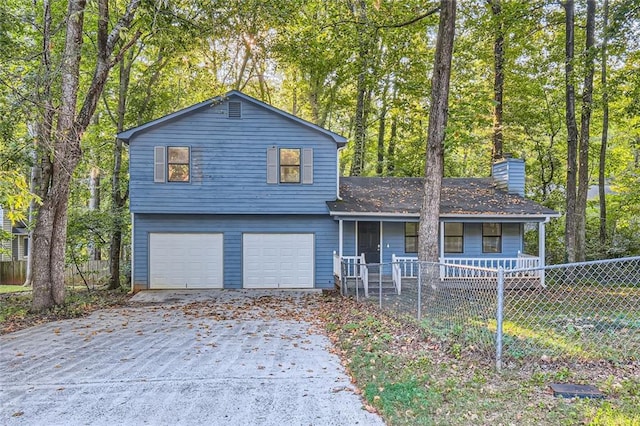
(110, 30, 142, 67)
(376, 6, 440, 29)
(323, 6, 441, 31)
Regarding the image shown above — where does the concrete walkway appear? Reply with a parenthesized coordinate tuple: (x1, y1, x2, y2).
(1, 290, 384, 425)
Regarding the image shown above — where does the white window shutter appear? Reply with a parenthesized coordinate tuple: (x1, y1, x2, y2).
(154, 146, 166, 183)
(266, 147, 278, 184)
(302, 148, 313, 184)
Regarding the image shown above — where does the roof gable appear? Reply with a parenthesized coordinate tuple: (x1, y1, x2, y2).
(117, 90, 347, 145)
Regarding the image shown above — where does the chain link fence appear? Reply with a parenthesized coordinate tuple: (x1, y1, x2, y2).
(341, 256, 640, 369)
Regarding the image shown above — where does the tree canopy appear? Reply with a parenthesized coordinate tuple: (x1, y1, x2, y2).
(1, 0, 639, 305)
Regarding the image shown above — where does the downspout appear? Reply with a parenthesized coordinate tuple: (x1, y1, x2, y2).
(379, 221, 384, 275)
(129, 213, 135, 294)
(336, 146, 345, 200)
(338, 219, 343, 258)
(439, 221, 445, 263)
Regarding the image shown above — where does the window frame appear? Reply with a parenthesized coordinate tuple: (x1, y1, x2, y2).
(167, 146, 190, 183)
(279, 147, 301, 184)
(404, 222, 419, 254)
(444, 222, 464, 254)
(482, 223, 502, 253)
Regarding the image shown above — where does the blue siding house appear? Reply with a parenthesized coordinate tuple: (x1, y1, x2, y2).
(119, 91, 558, 292)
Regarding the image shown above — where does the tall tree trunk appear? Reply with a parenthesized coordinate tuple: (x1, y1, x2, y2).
(489, 0, 504, 161)
(350, 63, 368, 176)
(23, 157, 40, 287)
(88, 167, 101, 260)
(598, 0, 609, 252)
(575, 0, 596, 262)
(25, 0, 55, 287)
(291, 70, 298, 116)
(32, 0, 87, 311)
(419, 0, 456, 263)
(376, 81, 389, 176)
(31, 0, 140, 311)
(108, 52, 133, 290)
(349, 0, 371, 176)
(386, 116, 397, 176)
(563, 0, 579, 263)
(308, 76, 324, 126)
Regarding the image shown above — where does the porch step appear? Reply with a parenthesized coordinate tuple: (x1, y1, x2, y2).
(343, 275, 400, 296)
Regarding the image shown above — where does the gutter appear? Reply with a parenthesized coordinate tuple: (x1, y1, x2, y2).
(329, 211, 560, 220)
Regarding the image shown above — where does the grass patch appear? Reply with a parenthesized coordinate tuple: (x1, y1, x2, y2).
(1, 287, 131, 334)
(0, 285, 31, 294)
(319, 294, 640, 425)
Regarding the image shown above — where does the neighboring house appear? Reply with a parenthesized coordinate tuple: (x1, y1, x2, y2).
(0, 206, 29, 262)
(119, 91, 559, 292)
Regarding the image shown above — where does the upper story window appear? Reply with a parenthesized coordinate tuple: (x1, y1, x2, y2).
(404, 222, 419, 253)
(154, 146, 191, 183)
(267, 147, 313, 185)
(482, 223, 502, 253)
(444, 222, 463, 253)
(279, 148, 301, 183)
(167, 147, 190, 182)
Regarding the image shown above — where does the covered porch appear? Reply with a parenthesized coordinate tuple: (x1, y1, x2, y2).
(326, 176, 560, 296)
(331, 218, 549, 296)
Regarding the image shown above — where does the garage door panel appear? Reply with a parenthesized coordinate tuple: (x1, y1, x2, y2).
(243, 233, 314, 289)
(150, 233, 223, 289)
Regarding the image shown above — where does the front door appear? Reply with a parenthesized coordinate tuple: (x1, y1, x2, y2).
(358, 222, 380, 264)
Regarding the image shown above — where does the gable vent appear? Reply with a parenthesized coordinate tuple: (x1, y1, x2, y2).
(228, 101, 242, 119)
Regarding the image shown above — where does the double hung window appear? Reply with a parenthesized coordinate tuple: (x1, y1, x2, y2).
(279, 148, 301, 183)
(482, 223, 502, 253)
(404, 223, 419, 253)
(444, 223, 463, 253)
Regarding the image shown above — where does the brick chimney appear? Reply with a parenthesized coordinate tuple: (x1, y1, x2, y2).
(492, 156, 525, 197)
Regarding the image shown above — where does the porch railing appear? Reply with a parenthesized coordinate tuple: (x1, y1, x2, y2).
(336, 252, 369, 297)
(339, 253, 542, 297)
(333, 251, 341, 278)
(440, 254, 541, 278)
(392, 254, 419, 294)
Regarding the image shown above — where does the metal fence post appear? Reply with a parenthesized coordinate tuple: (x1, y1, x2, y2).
(341, 261, 346, 296)
(417, 261, 422, 322)
(379, 265, 383, 309)
(355, 262, 359, 301)
(496, 266, 504, 371)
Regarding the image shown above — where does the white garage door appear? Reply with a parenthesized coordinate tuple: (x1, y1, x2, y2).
(150, 233, 223, 289)
(243, 233, 314, 289)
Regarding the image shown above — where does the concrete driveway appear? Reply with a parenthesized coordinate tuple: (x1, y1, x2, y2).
(1, 290, 384, 425)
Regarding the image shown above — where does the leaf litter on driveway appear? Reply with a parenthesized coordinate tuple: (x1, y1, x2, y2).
(1, 290, 384, 426)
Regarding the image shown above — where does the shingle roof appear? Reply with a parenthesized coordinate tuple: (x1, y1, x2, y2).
(327, 177, 559, 218)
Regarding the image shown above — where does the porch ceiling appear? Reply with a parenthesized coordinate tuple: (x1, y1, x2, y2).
(327, 177, 559, 220)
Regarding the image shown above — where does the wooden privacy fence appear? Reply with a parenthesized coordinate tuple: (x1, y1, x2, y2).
(0, 261, 27, 285)
(1, 260, 110, 286)
(65, 260, 110, 287)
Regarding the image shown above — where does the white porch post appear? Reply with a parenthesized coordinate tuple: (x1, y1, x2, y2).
(338, 219, 343, 258)
(439, 221, 445, 262)
(539, 220, 546, 287)
(354, 220, 358, 256)
(439, 221, 445, 279)
(380, 221, 384, 274)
